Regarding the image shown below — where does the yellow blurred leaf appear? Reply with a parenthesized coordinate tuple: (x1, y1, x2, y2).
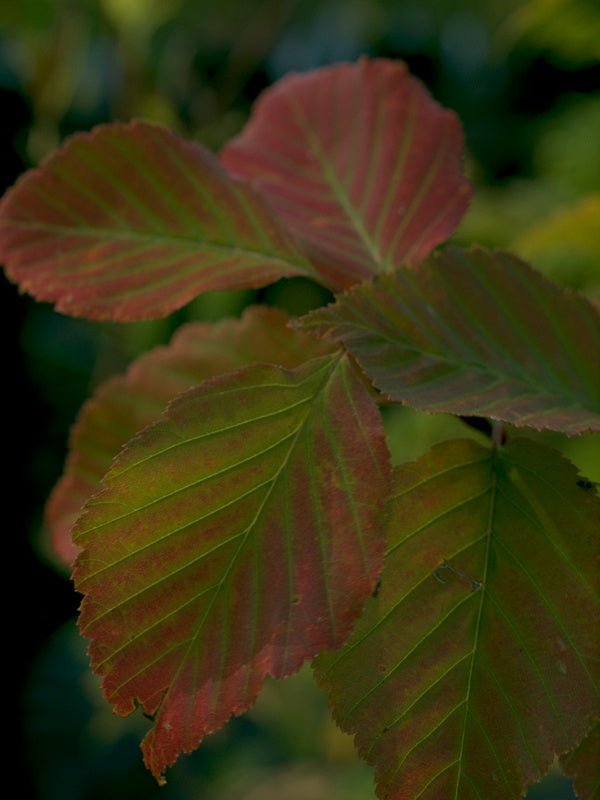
(100, 0, 180, 33)
(513, 194, 600, 296)
(500, 0, 600, 62)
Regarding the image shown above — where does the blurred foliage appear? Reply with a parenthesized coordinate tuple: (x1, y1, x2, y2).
(25, 621, 578, 800)
(25, 622, 376, 800)
(2, 0, 598, 797)
(498, 0, 600, 62)
(514, 194, 600, 299)
(456, 93, 600, 258)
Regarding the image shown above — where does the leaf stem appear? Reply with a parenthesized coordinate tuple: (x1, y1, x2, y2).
(491, 421, 506, 448)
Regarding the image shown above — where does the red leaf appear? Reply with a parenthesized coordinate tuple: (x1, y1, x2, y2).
(0, 121, 312, 320)
(73, 352, 392, 782)
(221, 58, 471, 289)
(47, 306, 334, 565)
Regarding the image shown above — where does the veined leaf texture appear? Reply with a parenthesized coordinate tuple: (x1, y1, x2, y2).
(0, 59, 472, 313)
(47, 306, 334, 565)
(73, 352, 392, 782)
(315, 438, 600, 800)
(0, 122, 312, 320)
(1, 55, 597, 796)
(300, 247, 600, 434)
(222, 58, 472, 289)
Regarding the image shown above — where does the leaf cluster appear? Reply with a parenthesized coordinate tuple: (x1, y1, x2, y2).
(1, 59, 598, 798)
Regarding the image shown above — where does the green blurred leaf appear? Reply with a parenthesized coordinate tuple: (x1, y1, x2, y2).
(500, 0, 600, 62)
(535, 97, 600, 194)
(513, 194, 600, 298)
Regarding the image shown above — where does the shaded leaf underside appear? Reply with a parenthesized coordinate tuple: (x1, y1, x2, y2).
(300, 246, 600, 434)
(315, 438, 600, 800)
(47, 306, 334, 565)
(221, 58, 471, 290)
(0, 121, 311, 320)
(73, 352, 392, 782)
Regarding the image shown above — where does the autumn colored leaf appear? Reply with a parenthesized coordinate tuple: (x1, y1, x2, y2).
(221, 58, 471, 290)
(561, 721, 600, 800)
(73, 351, 392, 782)
(315, 438, 600, 800)
(0, 121, 313, 320)
(47, 306, 334, 565)
(299, 246, 600, 434)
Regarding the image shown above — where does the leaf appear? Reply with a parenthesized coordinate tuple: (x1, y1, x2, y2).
(47, 306, 334, 566)
(221, 58, 471, 290)
(499, 0, 600, 63)
(73, 351, 392, 782)
(512, 194, 600, 299)
(299, 246, 600, 434)
(315, 438, 600, 800)
(0, 121, 313, 320)
(561, 721, 600, 800)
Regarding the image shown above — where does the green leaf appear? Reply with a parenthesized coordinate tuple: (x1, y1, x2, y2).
(73, 352, 392, 782)
(47, 306, 334, 566)
(513, 194, 600, 300)
(299, 247, 600, 434)
(561, 721, 600, 800)
(315, 438, 600, 800)
(500, 0, 600, 63)
(221, 58, 471, 290)
(0, 121, 313, 320)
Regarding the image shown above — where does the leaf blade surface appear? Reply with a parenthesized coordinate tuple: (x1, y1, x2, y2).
(73, 352, 392, 782)
(300, 247, 600, 433)
(47, 306, 334, 565)
(0, 121, 312, 319)
(315, 438, 600, 800)
(561, 721, 600, 800)
(221, 59, 471, 289)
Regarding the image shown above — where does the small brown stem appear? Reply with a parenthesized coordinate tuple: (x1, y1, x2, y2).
(491, 421, 506, 448)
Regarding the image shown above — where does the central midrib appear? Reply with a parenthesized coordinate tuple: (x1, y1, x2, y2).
(9, 219, 310, 270)
(286, 95, 383, 266)
(330, 317, 589, 415)
(150, 352, 343, 719)
(454, 455, 498, 798)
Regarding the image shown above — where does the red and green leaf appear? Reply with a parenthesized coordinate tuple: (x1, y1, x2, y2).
(47, 306, 334, 566)
(300, 247, 600, 434)
(0, 121, 313, 320)
(561, 721, 600, 800)
(221, 58, 471, 290)
(73, 351, 392, 782)
(315, 438, 600, 800)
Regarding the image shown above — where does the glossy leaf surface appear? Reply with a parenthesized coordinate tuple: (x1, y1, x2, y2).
(48, 306, 334, 565)
(221, 59, 471, 290)
(74, 352, 392, 782)
(0, 121, 312, 320)
(316, 438, 600, 800)
(300, 247, 600, 433)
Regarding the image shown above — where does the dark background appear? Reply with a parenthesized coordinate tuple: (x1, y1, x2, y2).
(2, 0, 599, 797)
